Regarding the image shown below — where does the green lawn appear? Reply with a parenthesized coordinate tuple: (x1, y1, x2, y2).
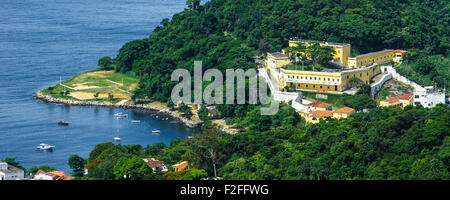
(301, 90, 345, 108)
(41, 69, 139, 102)
(41, 84, 76, 99)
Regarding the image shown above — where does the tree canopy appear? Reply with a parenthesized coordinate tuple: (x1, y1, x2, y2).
(110, 0, 448, 102)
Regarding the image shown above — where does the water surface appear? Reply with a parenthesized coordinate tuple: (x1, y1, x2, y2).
(0, 0, 194, 173)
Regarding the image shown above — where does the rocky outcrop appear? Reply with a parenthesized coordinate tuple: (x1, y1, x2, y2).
(34, 91, 203, 128)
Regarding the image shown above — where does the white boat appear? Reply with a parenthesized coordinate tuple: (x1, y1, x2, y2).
(151, 130, 161, 134)
(131, 120, 141, 123)
(114, 113, 128, 118)
(113, 137, 121, 141)
(37, 143, 55, 150)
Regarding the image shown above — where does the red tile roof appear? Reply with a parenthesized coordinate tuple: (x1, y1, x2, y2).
(35, 170, 74, 180)
(383, 93, 413, 104)
(307, 101, 332, 109)
(143, 158, 165, 169)
(35, 169, 46, 175)
(334, 106, 355, 114)
(394, 49, 407, 53)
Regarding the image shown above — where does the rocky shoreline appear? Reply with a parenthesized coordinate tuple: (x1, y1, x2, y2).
(34, 91, 203, 128)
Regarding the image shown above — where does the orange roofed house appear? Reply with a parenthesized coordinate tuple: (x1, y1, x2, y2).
(34, 170, 74, 180)
(306, 101, 332, 111)
(393, 49, 407, 63)
(143, 158, 168, 172)
(333, 106, 355, 119)
(379, 93, 413, 108)
(173, 161, 189, 172)
(303, 110, 334, 123)
(301, 105, 355, 123)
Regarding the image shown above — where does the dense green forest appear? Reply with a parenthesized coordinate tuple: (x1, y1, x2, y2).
(219, 105, 449, 180)
(111, 0, 449, 103)
(79, 0, 450, 180)
(80, 104, 448, 180)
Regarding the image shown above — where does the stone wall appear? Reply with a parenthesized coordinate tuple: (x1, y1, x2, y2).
(370, 72, 392, 99)
(380, 66, 425, 92)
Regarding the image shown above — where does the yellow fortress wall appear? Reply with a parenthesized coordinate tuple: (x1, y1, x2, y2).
(279, 65, 380, 92)
(347, 49, 394, 69)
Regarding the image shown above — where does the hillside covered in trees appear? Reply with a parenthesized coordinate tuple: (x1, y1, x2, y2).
(79, 0, 450, 180)
(111, 0, 449, 102)
(82, 104, 449, 180)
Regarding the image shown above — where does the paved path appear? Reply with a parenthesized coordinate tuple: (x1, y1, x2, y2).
(257, 68, 313, 112)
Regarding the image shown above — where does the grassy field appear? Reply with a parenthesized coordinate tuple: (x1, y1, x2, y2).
(301, 90, 345, 108)
(41, 69, 139, 102)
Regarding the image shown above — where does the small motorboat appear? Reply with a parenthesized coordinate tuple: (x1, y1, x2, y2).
(131, 120, 141, 123)
(114, 113, 128, 118)
(151, 130, 161, 134)
(37, 143, 55, 151)
(113, 137, 121, 141)
(58, 121, 69, 125)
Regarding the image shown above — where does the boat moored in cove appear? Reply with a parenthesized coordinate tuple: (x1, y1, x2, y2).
(152, 129, 161, 134)
(37, 143, 55, 150)
(58, 121, 69, 125)
(114, 113, 128, 118)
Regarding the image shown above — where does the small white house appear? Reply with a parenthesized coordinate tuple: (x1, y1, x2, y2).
(413, 86, 445, 108)
(0, 162, 24, 180)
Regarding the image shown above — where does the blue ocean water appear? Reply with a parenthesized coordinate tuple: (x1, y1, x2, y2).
(0, 0, 194, 173)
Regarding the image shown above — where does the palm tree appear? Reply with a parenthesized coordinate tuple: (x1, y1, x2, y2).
(286, 42, 307, 70)
(299, 54, 308, 71)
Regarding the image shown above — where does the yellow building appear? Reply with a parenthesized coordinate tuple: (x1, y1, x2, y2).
(286, 38, 351, 67)
(393, 49, 407, 63)
(306, 101, 332, 111)
(265, 52, 291, 69)
(379, 93, 413, 108)
(332, 106, 355, 119)
(301, 110, 334, 124)
(173, 161, 189, 172)
(279, 64, 381, 92)
(301, 106, 356, 124)
(347, 49, 394, 69)
(264, 39, 399, 93)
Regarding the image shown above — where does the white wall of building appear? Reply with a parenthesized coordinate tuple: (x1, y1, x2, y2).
(0, 162, 24, 180)
(371, 72, 392, 99)
(380, 66, 446, 108)
(413, 87, 446, 108)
